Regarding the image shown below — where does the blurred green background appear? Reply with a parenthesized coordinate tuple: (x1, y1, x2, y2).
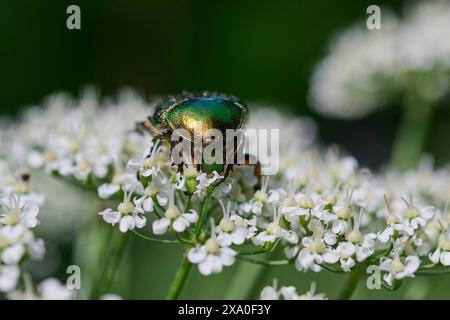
(3, 0, 450, 299)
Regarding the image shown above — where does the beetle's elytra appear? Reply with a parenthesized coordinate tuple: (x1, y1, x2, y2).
(142, 92, 251, 178)
(147, 92, 248, 140)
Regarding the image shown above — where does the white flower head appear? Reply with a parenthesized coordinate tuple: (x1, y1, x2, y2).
(152, 184, 198, 235)
(0, 193, 39, 229)
(379, 244, 421, 286)
(98, 188, 146, 233)
(252, 204, 298, 247)
(187, 218, 236, 276)
(215, 200, 256, 246)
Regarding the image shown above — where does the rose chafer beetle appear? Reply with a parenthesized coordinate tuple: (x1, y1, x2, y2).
(141, 92, 258, 181)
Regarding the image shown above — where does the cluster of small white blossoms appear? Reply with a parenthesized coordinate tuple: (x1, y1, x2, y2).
(0, 90, 131, 299)
(92, 113, 450, 286)
(51, 90, 443, 285)
(14, 88, 152, 188)
(260, 280, 326, 300)
(309, 0, 450, 119)
(4, 88, 450, 295)
(0, 159, 45, 293)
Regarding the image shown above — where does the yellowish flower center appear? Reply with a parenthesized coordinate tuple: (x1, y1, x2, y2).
(309, 240, 326, 253)
(337, 208, 352, 219)
(438, 234, 450, 251)
(145, 185, 158, 197)
(156, 149, 170, 163)
(266, 222, 281, 235)
(406, 207, 420, 219)
(325, 195, 337, 205)
(117, 201, 134, 215)
(219, 218, 235, 232)
(124, 142, 137, 155)
(205, 238, 220, 254)
(165, 206, 180, 219)
(387, 214, 399, 225)
(0, 235, 10, 249)
(13, 182, 29, 194)
(391, 259, 405, 273)
(346, 230, 363, 243)
(349, 176, 359, 188)
(112, 174, 123, 185)
(4, 208, 21, 225)
(254, 191, 268, 203)
(43, 151, 56, 162)
(314, 184, 323, 193)
(283, 197, 297, 207)
(143, 158, 156, 168)
(299, 198, 314, 209)
(77, 160, 91, 171)
(184, 167, 199, 178)
(297, 177, 307, 189)
(70, 141, 81, 153)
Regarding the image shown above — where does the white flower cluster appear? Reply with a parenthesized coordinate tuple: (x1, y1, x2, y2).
(260, 280, 326, 300)
(0, 90, 129, 299)
(93, 110, 450, 285)
(3, 88, 450, 297)
(16, 88, 151, 186)
(0, 160, 45, 293)
(58, 89, 446, 285)
(309, 1, 450, 119)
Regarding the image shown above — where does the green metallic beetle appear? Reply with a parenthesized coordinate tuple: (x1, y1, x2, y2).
(141, 92, 258, 179)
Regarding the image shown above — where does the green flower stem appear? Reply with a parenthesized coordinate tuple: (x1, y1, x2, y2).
(184, 194, 192, 212)
(131, 229, 182, 244)
(91, 231, 129, 299)
(237, 248, 270, 256)
(165, 195, 208, 300)
(166, 254, 192, 300)
(390, 95, 434, 170)
(194, 196, 210, 240)
(337, 265, 365, 300)
(236, 255, 291, 266)
(320, 263, 345, 274)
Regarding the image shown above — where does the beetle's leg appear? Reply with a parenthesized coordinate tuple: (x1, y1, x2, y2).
(135, 119, 166, 139)
(237, 154, 262, 189)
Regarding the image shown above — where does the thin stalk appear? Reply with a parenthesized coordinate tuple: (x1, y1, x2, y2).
(166, 254, 192, 300)
(320, 263, 345, 274)
(337, 265, 365, 300)
(236, 255, 290, 266)
(91, 231, 129, 299)
(390, 95, 434, 170)
(131, 229, 182, 244)
(184, 194, 192, 212)
(237, 248, 270, 256)
(165, 195, 196, 300)
(194, 196, 210, 240)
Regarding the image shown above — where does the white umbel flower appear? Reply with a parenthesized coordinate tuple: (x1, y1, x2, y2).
(187, 219, 236, 276)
